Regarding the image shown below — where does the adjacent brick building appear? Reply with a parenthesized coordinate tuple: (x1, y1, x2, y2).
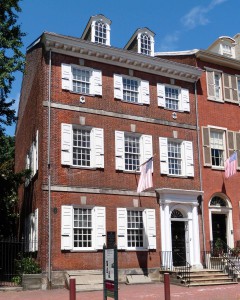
(156, 34, 240, 257)
(15, 15, 205, 286)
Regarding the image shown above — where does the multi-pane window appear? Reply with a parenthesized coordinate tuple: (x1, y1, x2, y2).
(123, 78, 139, 103)
(222, 44, 232, 57)
(168, 141, 182, 175)
(141, 33, 151, 55)
(210, 130, 224, 167)
(165, 87, 179, 110)
(73, 208, 92, 248)
(125, 135, 140, 171)
(127, 210, 143, 248)
(95, 21, 107, 44)
(72, 68, 90, 94)
(73, 128, 91, 167)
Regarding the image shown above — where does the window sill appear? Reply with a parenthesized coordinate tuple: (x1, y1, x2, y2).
(126, 249, 150, 252)
(69, 166, 98, 170)
(166, 174, 188, 179)
(211, 166, 224, 171)
(115, 98, 147, 106)
(70, 249, 98, 253)
(207, 97, 224, 103)
(160, 107, 186, 113)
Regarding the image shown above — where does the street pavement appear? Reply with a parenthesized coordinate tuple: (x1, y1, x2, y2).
(0, 282, 240, 299)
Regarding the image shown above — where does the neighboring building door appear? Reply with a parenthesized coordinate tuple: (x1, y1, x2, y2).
(171, 221, 186, 266)
(212, 214, 227, 244)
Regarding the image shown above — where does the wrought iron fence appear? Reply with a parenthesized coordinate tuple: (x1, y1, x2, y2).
(160, 251, 191, 285)
(0, 238, 37, 287)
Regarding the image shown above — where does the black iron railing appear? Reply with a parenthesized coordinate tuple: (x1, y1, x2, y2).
(0, 238, 37, 287)
(160, 251, 191, 285)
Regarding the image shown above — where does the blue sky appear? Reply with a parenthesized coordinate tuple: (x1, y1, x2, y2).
(5, 0, 239, 135)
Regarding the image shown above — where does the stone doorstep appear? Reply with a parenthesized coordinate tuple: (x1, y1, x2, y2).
(126, 274, 152, 285)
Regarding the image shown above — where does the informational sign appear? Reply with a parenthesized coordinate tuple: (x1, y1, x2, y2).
(105, 249, 115, 281)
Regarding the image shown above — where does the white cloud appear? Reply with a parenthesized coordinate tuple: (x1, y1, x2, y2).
(158, 31, 180, 51)
(181, 0, 227, 29)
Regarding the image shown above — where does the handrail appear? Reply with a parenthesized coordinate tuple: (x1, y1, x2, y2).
(176, 253, 192, 285)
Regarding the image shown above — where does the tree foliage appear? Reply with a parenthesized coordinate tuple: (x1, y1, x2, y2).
(0, 1, 26, 237)
(0, 0, 25, 134)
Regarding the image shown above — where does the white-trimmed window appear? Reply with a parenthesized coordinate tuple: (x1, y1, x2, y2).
(157, 83, 190, 112)
(202, 127, 229, 168)
(95, 20, 107, 44)
(115, 131, 153, 171)
(25, 209, 38, 252)
(140, 33, 151, 55)
(159, 137, 194, 177)
(222, 43, 233, 57)
(117, 208, 156, 250)
(62, 64, 102, 96)
(114, 74, 150, 104)
(61, 206, 106, 251)
(61, 124, 104, 168)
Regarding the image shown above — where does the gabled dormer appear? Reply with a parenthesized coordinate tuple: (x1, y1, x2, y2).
(124, 28, 155, 56)
(207, 36, 236, 59)
(82, 14, 111, 46)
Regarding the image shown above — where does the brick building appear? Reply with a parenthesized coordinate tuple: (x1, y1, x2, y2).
(156, 35, 240, 257)
(15, 15, 204, 286)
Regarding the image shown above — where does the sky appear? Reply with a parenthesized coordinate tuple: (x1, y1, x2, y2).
(5, 0, 240, 136)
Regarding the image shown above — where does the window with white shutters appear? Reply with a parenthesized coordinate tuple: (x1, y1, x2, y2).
(115, 131, 153, 171)
(157, 83, 190, 112)
(159, 137, 194, 177)
(117, 208, 156, 250)
(61, 124, 104, 169)
(114, 74, 150, 104)
(25, 130, 39, 186)
(61, 206, 106, 251)
(61, 64, 102, 96)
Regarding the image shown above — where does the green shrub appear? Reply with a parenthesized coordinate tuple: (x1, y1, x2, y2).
(12, 256, 41, 284)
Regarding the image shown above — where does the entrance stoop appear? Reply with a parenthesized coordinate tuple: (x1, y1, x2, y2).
(126, 274, 152, 285)
(66, 270, 103, 292)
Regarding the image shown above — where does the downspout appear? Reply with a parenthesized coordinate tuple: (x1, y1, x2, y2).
(47, 49, 52, 287)
(194, 80, 206, 256)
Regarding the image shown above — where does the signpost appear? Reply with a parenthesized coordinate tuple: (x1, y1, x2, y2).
(103, 237, 118, 300)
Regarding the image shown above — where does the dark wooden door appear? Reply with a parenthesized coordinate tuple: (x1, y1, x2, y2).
(171, 221, 186, 266)
(212, 214, 227, 244)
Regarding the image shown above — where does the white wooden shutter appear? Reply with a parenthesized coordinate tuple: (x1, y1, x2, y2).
(181, 88, 190, 112)
(61, 123, 72, 165)
(117, 208, 127, 250)
(223, 74, 231, 101)
(206, 70, 215, 99)
(235, 132, 240, 169)
(34, 208, 38, 251)
(159, 137, 169, 174)
(157, 83, 166, 107)
(115, 131, 125, 170)
(231, 76, 238, 102)
(144, 209, 156, 249)
(35, 130, 39, 172)
(114, 74, 123, 99)
(141, 135, 153, 170)
(30, 144, 34, 177)
(29, 213, 34, 252)
(90, 69, 102, 95)
(184, 141, 194, 177)
(61, 64, 72, 90)
(202, 127, 211, 166)
(141, 80, 150, 104)
(92, 128, 104, 168)
(94, 207, 106, 249)
(61, 206, 73, 250)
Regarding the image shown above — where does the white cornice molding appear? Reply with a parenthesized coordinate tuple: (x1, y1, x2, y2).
(40, 32, 202, 83)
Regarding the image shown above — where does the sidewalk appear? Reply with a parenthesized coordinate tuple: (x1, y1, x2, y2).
(1, 283, 240, 300)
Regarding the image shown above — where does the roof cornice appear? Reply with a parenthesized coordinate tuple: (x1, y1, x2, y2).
(196, 50, 240, 70)
(41, 32, 202, 83)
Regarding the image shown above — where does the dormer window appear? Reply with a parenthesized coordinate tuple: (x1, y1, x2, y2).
(140, 33, 151, 55)
(95, 20, 107, 44)
(125, 28, 155, 57)
(82, 15, 111, 46)
(222, 44, 232, 57)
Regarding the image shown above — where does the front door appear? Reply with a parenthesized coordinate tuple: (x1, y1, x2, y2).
(171, 221, 186, 266)
(212, 214, 227, 244)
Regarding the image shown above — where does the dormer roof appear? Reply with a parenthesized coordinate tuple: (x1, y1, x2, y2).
(124, 27, 155, 56)
(81, 14, 112, 46)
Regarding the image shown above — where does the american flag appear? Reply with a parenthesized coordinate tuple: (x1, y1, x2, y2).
(137, 157, 153, 193)
(224, 152, 237, 179)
